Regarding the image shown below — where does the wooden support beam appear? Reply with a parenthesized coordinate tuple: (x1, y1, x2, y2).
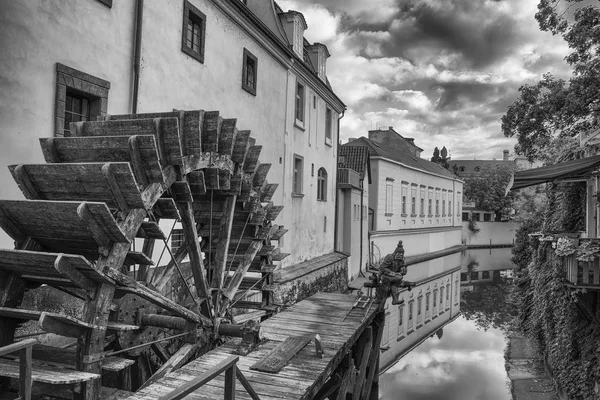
(361, 313, 385, 400)
(335, 356, 355, 400)
(188, 170, 207, 198)
(140, 343, 198, 390)
(11, 164, 41, 200)
(212, 195, 237, 316)
(222, 241, 263, 302)
(252, 163, 271, 188)
(128, 135, 150, 187)
(77, 202, 115, 250)
(260, 183, 279, 202)
(177, 202, 213, 320)
(352, 327, 373, 397)
(171, 181, 194, 203)
(242, 146, 262, 174)
(54, 254, 97, 297)
(204, 168, 220, 190)
(102, 162, 130, 211)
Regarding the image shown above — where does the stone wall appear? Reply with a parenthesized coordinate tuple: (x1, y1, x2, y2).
(272, 252, 348, 306)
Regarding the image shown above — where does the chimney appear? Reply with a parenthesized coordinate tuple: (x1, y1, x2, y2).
(503, 149, 509, 161)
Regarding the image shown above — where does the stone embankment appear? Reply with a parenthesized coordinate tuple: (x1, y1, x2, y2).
(505, 334, 562, 400)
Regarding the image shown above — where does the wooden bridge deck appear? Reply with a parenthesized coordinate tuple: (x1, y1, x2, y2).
(124, 292, 381, 400)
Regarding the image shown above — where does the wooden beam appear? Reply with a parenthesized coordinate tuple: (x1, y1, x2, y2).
(219, 119, 237, 157)
(352, 327, 373, 397)
(128, 135, 150, 187)
(231, 130, 251, 164)
(177, 202, 213, 319)
(243, 145, 262, 174)
(252, 163, 271, 188)
(212, 195, 237, 316)
(202, 111, 222, 153)
(221, 240, 263, 302)
(139, 343, 198, 390)
(11, 164, 41, 200)
(361, 314, 384, 400)
(54, 254, 97, 297)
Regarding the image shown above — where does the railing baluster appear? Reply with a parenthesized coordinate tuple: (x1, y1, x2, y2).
(19, 345, 32, 400)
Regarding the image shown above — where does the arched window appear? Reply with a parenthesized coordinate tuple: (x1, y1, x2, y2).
(317, 168, 327, 201)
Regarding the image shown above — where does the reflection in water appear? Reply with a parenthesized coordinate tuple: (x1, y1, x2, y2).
(379, 249, 514, 399)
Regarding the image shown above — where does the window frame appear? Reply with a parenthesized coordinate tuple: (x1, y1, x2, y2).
(325, 107, 333, 146)
(292, 154, 304, 195)
(241, 48, 258, 96)
(295, 81, 306, 126)
(317, 168, 327, 201)
(385, 179, 394, 216)
(55, 63, 109, 137)
(181, 0, 206, 64)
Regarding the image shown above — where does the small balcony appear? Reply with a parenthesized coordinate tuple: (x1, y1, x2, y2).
(555, 237, 600, 289)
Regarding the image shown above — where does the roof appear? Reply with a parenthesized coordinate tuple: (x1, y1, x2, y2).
(507, 155, 600, 192)
(346, 137, 459, 180)
(338, 145, 371, 184)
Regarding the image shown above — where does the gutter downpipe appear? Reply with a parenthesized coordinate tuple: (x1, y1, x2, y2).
(359, 179, 365, 276)
(132, 0, 144, 114)
(333, 109, 345, 254)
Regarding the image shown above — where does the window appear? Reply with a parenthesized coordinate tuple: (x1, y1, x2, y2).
(417, 296, 422, 324)
(241, 48, 258, 95)
(295, 82, 305, 123)
(293, 155, 303, 194)
(408, 301, 414, 330)
(461, 272, 468, 282)
(436, 199, 439, 215)
(471, 271, 479, 281)
(454, 280, 459, 303)
(484, 213, 491, 222)
(420, 189, 425, 215)
(482, 271, 490, 279)
(401, 187, 407, 215)
(317, 168, 327, 201)
(462, 212, 470, 221)
(428, 199, 432, 215)
(182, 1, 206, 64)
(385, 181, 393, 215)
(446, 284, 450, 302)
(449, 201, 452, 216)
(473, 213, 480, 221)
(313, 95, 316, 109)
(439, 287, 444, 311)
(398, 305, 404, 337)
(382, 311, 390, 347)
(55, 64, 109, 137)
(325, 107, 333, 145)
(425, 293, 430, 318)
(411, 188, 417, 215)
(433, 290, 437, 309)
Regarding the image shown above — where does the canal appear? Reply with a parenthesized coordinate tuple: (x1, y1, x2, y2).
(379, 248, 515, 400)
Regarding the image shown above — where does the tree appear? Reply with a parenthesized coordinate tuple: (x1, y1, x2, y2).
(463, 163, 516, 217)
(502, 1, 600, 163)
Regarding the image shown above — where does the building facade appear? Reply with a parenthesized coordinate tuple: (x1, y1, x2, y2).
(0, 1, 345, 275)
(345, 128, 464, 262)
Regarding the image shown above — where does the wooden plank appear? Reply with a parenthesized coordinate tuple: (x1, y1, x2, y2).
(266, 206, 284, 222)
(154, 198, 181, 220)
(20, 342, 32, 400)
(0, 338, 36, 357)
(172, 181, 194, 203)
(39, 312, 95, 338)
(231, 130, 251, 164)
(140, 343, 198, 390)
(137, 221, 166, 240)
(9, 163, 145, 210)
(54, 254, 97, 294)
(243, 146, 262, 174)
(11, 164, 41, 199)
(0, 358, 100, 384)
(40, 135, 163, 184)
(250, 336, 311, 373)
(124, 251, 154, 266)
(204, 168, 220, 190)
(351, 327, 373, 397)
(252, 164, 271, 189)
(202, 111, 222, 153)
(219, 119, 237, 157)
(260, 184, 278, 202)
(188, 171, 207, 198)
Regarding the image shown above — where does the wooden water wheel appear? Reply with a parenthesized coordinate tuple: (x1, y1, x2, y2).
(0, 110, 287, 399)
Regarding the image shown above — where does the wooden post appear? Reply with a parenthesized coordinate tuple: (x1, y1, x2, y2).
(212, 195, 237, 316)
(224, 364, 236, 400)
(19, 343, 32, 400)
(177, 202, 213, 319)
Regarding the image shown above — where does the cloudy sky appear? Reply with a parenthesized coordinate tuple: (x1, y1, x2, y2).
(279, 0, 572, 160)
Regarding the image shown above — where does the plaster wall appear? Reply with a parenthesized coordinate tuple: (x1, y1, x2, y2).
(338, 186, 369, 280)
(462, 221, 518, 246)
(371, 227, 462, 260)
(0, 0, 136, 249)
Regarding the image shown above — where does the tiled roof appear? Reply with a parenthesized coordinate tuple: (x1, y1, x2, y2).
(344, 137, 458, 180)
(339, 146, 370, 181)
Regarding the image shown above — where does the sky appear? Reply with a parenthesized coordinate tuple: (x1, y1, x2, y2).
(379, 316, 511, 400)
(278, 0, 573, 160)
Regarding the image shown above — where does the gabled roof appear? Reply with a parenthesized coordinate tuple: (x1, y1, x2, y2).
(346, 137, 459, 180)
(339, 145, 371, 184)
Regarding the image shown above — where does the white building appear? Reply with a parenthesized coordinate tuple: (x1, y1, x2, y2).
(0, 0, 345, 277)
(346, 128, 464, 262)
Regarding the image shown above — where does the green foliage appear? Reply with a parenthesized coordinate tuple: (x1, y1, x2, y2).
(461, 284, 517, 333)
(512, 215, 542, 271)
(514, 241, 600, 399)
(503, 1, 600, 162)
(463, 163, 516, 214)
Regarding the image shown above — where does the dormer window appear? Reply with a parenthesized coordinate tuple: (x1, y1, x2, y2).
(307, 43, 330, 82)
(280, 11, 307, 58)
(294, 18, 303, 56)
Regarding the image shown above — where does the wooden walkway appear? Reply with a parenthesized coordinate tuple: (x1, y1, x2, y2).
(124, 292, 382, 400)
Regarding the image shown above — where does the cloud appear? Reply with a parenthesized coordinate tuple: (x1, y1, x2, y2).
(283, 0, 572, 159)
